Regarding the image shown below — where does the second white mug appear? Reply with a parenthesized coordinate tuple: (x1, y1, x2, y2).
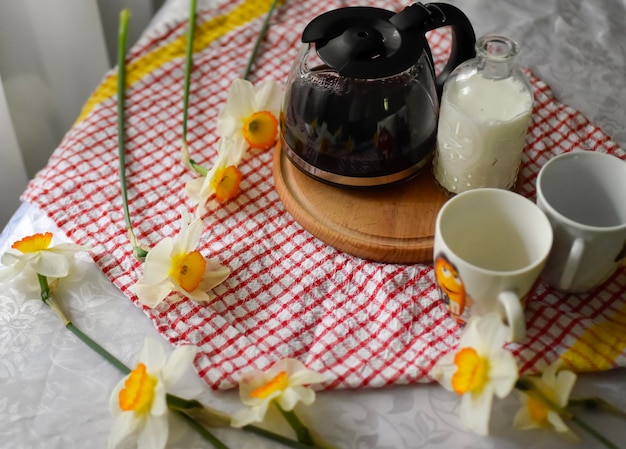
(536, 150, 626, 293)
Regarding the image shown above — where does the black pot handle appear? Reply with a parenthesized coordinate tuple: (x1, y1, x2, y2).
(391, 3, 476, 97)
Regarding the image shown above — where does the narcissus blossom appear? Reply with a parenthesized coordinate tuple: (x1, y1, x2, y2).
(0, 232, 90, 281)
(133, 211, 230, 308)
(185, 136, 247, 215)
(217, 78, 282, 150)
(231, 358, 327, 428)
(108, 338, 199, 449)
(431, 312, 518, 435)
(514, 360, 578, 440)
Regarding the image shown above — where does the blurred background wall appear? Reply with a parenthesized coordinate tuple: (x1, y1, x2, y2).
(0, 0, 164, 230)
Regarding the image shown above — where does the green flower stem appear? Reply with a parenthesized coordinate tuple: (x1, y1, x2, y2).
(515, 379, 619, 449)
(167, 395, 323, 449)
(177, 412, 230, 449)
(182, 0, 198, 144)
(243, 424, 318, 449)
(37, 274, 231, 449)
(67, 322, 131, 375)
(181, 0, 210, 177)
(37, 274, 314, 449)
(189, 158, 208, 176)
(38, 274, 130, 374)
(117, 9, 148, 261)
(242, 0, 280, 80)
(569, 398, 626, 418)
(274, 401, 314, 446)
(182, 0, 279, 176)
(569, 415, 619, 449)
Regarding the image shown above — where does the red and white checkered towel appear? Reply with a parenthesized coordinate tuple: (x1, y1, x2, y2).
(22, 0, 626, 390)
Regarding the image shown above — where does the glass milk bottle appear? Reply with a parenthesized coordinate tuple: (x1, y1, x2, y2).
(433, 34, 533, 194)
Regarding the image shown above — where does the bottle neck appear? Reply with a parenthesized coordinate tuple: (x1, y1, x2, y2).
(475, 34, 519, 80)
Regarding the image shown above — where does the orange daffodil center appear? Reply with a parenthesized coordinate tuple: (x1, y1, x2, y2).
(527, 395, 550, 424)
(211, 165, 243, 204)
(119, 363, 157, 415)
(452, 347, 490, 395)
(242, 110, 279, 150)
(12, 232, 53, 253)
(170, 251, 206, 292)
(250, 371, 288, 399)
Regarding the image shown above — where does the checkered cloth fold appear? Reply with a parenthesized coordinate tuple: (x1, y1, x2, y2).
(22, 0, 626, 390)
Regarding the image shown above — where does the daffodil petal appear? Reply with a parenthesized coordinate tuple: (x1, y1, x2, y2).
(0, 263, 23, 282)
(138, 338, 167, 372)
(162, 345, 197, 386)
(554, 370, 576, 406)
(475, 312, 508, 353)
(289, 368, 328, 387)
(460, 386, 494, 435)
(231, 404, 268, 428)
(280, 385, 315, 410)
(546, 410, 568, 433)
(173, 214, 203, 255)
(138, 414, 168, 449)
(486, 350, 517, 398)
(48, 243, 91, 255)
(108, 412, 141, 449)
(512, 395, 535, 430)
(225, 78, 256, 118)
(151, 378, 168, 416)
(253, 80, 282, 116)
(430, 351, 458, 391)
(173, 283, 212, 303)
(134, 281, 172, 309)
(1, 250, 21, 267)
(199, 260, 230, 291)
(224, 134, 248, 166)
(141, 238, 175, 284)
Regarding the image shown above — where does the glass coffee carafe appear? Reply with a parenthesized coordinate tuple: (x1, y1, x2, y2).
(281, 3, 476, 187)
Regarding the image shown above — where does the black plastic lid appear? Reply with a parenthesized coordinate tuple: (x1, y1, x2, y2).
(302, 6, 426, 79)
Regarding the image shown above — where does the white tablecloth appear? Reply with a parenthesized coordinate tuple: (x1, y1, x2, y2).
(1, 1, 625, 448)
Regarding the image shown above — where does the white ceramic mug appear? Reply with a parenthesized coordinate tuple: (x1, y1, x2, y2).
(433, 188, 553, 341)
(536, 151, 626, 293)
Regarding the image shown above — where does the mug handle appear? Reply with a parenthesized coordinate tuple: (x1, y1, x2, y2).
(560, 238, 585, 290)
(498, 291, 526, 342)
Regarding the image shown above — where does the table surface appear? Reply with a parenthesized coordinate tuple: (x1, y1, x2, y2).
(2, 1, 626, 448)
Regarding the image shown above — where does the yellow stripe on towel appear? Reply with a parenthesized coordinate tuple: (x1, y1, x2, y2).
(75, 0, 278, 124)
(561, 302, 626, 371)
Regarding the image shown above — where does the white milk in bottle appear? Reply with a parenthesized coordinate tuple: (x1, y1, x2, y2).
(433, 35, 533, 194)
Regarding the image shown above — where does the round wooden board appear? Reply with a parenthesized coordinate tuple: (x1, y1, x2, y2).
(272, 145, 450, 264)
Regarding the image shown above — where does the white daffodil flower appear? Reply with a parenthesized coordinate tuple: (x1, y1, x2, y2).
(108, 338, 200, 449)
(513, 360, 579, 440)
(231, 358, 327, 428)
(432, 312, 518, 435)
(216, 78, 282, 150)
(133, 210, 230, 308)
(0, 232, 90, 282)
(185, 136, 247, 215)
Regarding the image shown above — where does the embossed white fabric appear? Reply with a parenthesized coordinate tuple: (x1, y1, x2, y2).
(1, 0, 626, 448)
